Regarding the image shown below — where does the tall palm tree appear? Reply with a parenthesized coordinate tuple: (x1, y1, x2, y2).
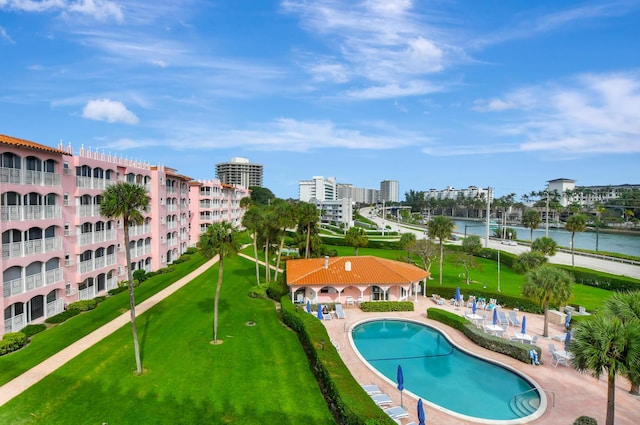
(565, 214, 587, 266)
(100, 182, 149, 375)
(427, 216, 454, 286)
(603, 291, 640, 395)
(297, 202, 319, 258)
(572, 315, 640, 425)
(198, 221, 241, 344)
(521, 210, 542, 245)
(273, 200, 298, 281)
(522, 265, 573, 337)
(241, 201, 264, 285)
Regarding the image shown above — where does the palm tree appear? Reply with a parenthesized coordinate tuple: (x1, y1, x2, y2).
(522, 265, 573, 337)
(513, 251, 548, 274)
(603, 291, 640, 395)
(521, 210, 542, 245)
(273, 200, 298, 281)
(344, 226, 369, 256)
(241, 202, 264, 285)
(531, 236, 558, 256)
(100, 182, 149, 375)
(427, 216, 454, 286)
(198, 221, 241, 344)
(565, 214, 587, 266)
(572, 315, 640, 425)
(296, 202, 319, 258)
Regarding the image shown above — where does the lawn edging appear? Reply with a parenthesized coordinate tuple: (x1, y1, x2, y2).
(280, 297, 396, 425)
(426, 307, 540, 364)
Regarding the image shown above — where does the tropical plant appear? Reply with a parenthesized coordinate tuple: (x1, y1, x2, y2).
(522, 265, 573, 337)
(408, 238, 437, 274)
(99, 182, 149, 374)
(513, 251, 548, 274)
(571, 314, 640, 425)
(344, 226, 369, 256)
(399, 232, 416, 260)
(531, 236, 558, 257)
(272, 200, 298, 280)
(603, 291, 640, 395)
(521, 210, 542, 244)
(462, 234, 482, 256)
(427, 216, 454, 286)
(241, 200, 264, 285)
(197, 221, 241, 344)
(566, 214, 587, 266)
(297, 202, 319, 258)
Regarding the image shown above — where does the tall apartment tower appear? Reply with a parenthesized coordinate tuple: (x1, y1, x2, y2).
(298, 176, 337, 202)
(215, 157, 263, 188)
(380, 180, 399, 203)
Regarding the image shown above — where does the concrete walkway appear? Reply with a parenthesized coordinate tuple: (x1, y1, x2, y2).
(0, 256, 219, 407)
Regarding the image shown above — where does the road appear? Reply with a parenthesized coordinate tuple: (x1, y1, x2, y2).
(359, 207, 640, 280)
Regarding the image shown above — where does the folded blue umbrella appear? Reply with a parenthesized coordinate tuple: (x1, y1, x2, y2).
(521, 315, 527, 334)
(417, 399, 426, 425)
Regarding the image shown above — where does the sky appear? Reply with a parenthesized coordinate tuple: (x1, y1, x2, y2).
(1, 0, 639, 201)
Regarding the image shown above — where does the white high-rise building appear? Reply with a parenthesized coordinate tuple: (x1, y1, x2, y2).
(380, 180, 399, 203)
(298, 176, 337, 202)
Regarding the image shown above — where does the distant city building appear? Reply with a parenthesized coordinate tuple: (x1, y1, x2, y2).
(299, 176, 337, 202)
(1, 134, 248, 337)
(310, 197, 353, 227)
(424, 186, 491, 202)
(546, 178, 640, 207)
(215, 157, 263, 188)
(380, 180, 399, 203)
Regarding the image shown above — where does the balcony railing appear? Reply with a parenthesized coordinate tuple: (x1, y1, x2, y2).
(2, 236, 62, 259)
(1, 205, 62, 222)
(0, 167, 61, 186)
(78, 254, 117, 275)
(77, 204, 102, 217)
(75, 176, 116, 190)
(2, 267, 63, 297)
(77, 229, 117, 246)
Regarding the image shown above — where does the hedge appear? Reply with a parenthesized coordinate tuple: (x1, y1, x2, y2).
(360, 301, 414, 312)
(556, 265, 640, 292)
(0, 332, 28, 356)
(280, 297, 396, 425)
(426, 308, 540, 364)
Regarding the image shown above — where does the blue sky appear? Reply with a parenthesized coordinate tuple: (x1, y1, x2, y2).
(2, 0, 639, 200)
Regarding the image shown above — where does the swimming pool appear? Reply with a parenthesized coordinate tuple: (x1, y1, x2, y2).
(351, 319, 545, 423)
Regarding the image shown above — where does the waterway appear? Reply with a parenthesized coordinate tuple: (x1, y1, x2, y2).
(453, 219, 640, 258)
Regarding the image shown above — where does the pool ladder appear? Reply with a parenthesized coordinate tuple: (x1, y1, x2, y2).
(510, 388, 555, 417)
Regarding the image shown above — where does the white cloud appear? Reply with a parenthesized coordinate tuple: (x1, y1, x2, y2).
(1, 0, 123, 22)
(474, 72, 640, 155)
(82, 98, 139, 124)
(0, 26, 15, 44)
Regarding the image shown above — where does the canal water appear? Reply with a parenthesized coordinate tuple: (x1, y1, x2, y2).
(453, 219, 640, 258)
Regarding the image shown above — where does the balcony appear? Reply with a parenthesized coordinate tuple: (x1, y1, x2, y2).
(2, 236, 62, 259)
(2, 267, 63, 297)
(78, 254, 117, 275)
(75, 176, 116, 190)
(77, 229, 117, 246)
(77, 204, 102, 217)
(1, 205, 62, 222)
(0, 167, 61, 186)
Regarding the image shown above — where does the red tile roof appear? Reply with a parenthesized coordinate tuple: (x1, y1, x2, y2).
(0, 134, 71, 156)
(286, 256, 429, 286)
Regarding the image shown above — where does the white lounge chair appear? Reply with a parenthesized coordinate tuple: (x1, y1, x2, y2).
(383, 406, 409, 419)
(370, 393, 393, 406)
(551, 350, 570, 367)
(508, 311, 521, 327)
(497, 310, 509, 327)
(361, 384, 382, 395)
(335, 304, 346, 319)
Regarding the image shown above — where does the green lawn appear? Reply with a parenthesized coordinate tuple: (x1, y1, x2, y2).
(0, 255, 335, 425)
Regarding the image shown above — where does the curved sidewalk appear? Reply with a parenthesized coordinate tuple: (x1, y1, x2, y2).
(0, 256, 219, 407)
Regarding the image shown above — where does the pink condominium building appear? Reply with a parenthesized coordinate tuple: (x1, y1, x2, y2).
(1, 134, 249, 337)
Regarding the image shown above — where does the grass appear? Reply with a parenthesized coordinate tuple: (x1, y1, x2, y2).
(0, 254, 208, 386)
(0, 255, 335, 425)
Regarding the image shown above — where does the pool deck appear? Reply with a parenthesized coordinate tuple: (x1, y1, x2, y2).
(321, 296, 639, 425)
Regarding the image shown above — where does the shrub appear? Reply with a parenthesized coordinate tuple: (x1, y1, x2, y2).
(20, 324, 47, 338)
(133, 269, 148, 283)
(45, 308, 80, 324)
(427, 308, 539, 363)
(0, 332, 28, 356)
(108, 286, 128, 296)
(557, 265, 640, 291)
(360, 301, 414, 312)
(573, 416, 598, 425)
(266, 279, 288, 301)
(68, 299, 99, 312)
(184, 246, 198, 255)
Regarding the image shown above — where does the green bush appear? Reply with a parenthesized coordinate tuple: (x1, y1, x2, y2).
(68, 299, 99, 312)
(360, 301, 414, 312)
(108, 286, 128, 296)
(45, 308, 80, 324)
(280, 297, 396, 425)
(0, 332, 28, 356)
(266, 279, 288, 301)
(573, 416, 598, 425)
(557, 265, 640, 291)
(20, 324, 47, 338)
(427, 308, 539, 363)
(133, 269, 148, 282)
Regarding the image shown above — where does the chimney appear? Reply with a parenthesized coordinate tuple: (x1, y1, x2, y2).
(345, 261, 351, 272)
(324, 256, 329, 269)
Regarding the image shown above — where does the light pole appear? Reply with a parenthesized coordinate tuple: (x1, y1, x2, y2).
(497, 248, 501, 292)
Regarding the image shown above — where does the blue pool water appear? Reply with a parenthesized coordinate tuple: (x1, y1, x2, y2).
(351, 319, 542, 421)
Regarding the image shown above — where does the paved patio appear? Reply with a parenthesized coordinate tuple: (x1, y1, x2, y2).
(320, 295, 639, 425)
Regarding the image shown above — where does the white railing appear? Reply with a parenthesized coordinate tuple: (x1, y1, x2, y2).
(1, 205, 62, 222)
(77, 204, 101, 217)
(4, 313, 25, 333)
(78, 286, 95, 301)
(75, 176, 111, 190)
(128, 224, 150, 236)
(0, 167, 21, 184)
(3, 268, 62, 296)
(46, 299, 64, 317)
(77, 229, 117, 246)
(167, 204, 177, 212)
(2, 236, 62, 259)
(23, 170, 61, 186)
